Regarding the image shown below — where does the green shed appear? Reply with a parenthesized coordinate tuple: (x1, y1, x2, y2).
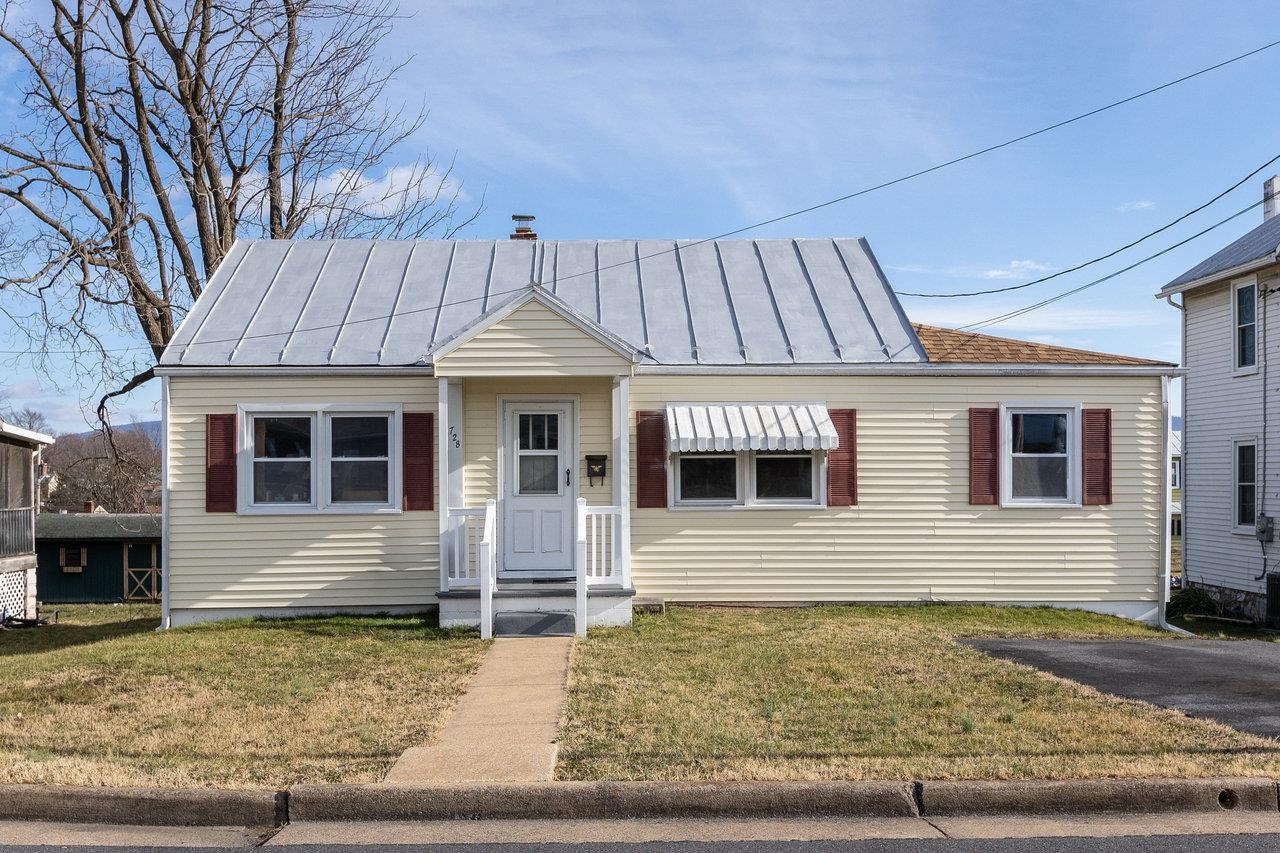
(35, 513, 161, 603)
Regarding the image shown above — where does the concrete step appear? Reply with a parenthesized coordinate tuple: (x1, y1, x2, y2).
(493, 610, 576, 637)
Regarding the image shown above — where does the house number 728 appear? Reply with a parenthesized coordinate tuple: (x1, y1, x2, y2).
(448, 426, 461, 449)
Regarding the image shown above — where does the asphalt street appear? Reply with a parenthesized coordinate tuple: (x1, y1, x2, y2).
(967, 638, 1280, 738)
(3, 837, 1280, 852)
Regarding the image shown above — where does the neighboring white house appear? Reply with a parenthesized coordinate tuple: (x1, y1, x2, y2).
(0, 418, 54, 621)
(1157, 176, 1280, 621)
(157, 236, 1177, 635)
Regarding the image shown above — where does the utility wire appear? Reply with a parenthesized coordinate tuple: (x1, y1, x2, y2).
(896, 151, 1280, 298)
(3, 38, 1280, 358)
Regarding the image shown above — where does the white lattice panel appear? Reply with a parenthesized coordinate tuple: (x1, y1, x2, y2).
(0, 569, 26, 619)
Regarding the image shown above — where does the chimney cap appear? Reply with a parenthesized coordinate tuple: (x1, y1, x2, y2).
(511, 214, 536, 222)
(510, 213, 538, 241)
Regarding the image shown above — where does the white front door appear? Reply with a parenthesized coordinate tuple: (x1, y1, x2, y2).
(501, 400, 575, 577)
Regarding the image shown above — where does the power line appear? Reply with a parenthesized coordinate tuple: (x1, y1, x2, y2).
(3, 37, 1279, 358)
(942, 197, 1267, 345)
(896, 152, 1280, 298)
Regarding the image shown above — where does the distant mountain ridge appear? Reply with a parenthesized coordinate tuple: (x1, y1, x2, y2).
(72, 419, 161, 445)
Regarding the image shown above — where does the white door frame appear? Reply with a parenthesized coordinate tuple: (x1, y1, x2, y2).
(496, 394, 580, 578)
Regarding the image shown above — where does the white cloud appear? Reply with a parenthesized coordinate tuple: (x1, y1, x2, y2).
(889, 260, 1053, 281)
(978, 259, 1053, 280)
(1117, 200, 1155, 212)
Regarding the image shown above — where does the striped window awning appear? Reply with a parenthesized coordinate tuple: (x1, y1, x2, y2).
(665, 404, 840, 452)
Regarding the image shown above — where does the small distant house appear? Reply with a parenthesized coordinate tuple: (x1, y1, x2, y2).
(1, 418, 54, 620)
(35, 513, 162, 603)
(1170, 428, 1182, 538)
(155, 236, 1179, 635)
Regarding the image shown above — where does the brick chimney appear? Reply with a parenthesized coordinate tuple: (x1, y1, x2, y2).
(509, 214, 538, 241)
(1266, 176, 1280, 221)
(82, 500, 95, 513)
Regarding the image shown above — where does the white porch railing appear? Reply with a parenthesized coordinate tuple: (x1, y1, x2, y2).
(477, 499, 497, 640)
(578, 502, 628, 587)
(442, 507, 486, 591)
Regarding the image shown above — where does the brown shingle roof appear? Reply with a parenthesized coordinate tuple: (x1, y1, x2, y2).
(912, 324, 1172, 366)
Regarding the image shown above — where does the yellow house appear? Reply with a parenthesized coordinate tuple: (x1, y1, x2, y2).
(156, 238, 1178, 635)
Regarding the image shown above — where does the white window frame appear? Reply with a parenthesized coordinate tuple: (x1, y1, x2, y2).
(1170, 457, 1181, 490)
(671, 450, 826, 509)
(1232, 437, 1258, 534)
(237, 404, 403, 515)
(999, 402, 1082, 508)
(1233, 277, 1258, 376)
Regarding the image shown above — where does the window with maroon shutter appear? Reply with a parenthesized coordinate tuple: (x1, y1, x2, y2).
(402, 412, 434, 511)
(1082, 408, 1112, 506)
(826, 409, 857, 506)
(205, 413, 237, 512)
(968, 408, 999, 505)
(635, 410, 667, 508)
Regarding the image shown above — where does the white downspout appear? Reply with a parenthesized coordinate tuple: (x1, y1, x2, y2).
(159, 375, 172, 630)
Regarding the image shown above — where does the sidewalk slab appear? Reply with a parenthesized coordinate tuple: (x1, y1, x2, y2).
(384, 636, 572, 784)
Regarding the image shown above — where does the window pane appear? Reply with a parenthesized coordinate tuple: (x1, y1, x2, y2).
(331, 460, 390, 503)
(518, 455, 558, 494)
(1012, 413, 1067, 454)
(1011, 456, 1069, 500)
(1238, 285, 1256, 325)
(254, 417, 311, 459)
(518, 414, 558, 451)
(755, 455, 813, 500)
(1238, 444, 1256, 486)
(331, 416, 388, 458)
(679, 456, 737, 501)
(1239, 485, 1256, 527)
(1239, 324, 1256, 368)
(254, 461, 312, 503)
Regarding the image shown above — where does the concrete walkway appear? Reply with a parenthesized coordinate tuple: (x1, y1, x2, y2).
(385, 636, 572, 783)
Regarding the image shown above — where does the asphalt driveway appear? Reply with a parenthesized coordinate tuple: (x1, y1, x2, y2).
(967, 639, 1280, 739)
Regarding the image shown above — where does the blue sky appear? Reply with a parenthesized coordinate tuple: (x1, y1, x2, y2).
(4, 0, 1279, 431)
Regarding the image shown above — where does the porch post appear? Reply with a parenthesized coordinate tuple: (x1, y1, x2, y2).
(437, 377, 450, 592)
(612, 375, 632, 589)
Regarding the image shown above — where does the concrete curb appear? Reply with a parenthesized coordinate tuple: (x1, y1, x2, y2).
(287, 781, 919, 821)
(0, 785, 285, 827)
(918, 778, 1279, 816)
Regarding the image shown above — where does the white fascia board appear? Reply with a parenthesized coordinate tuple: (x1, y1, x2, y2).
(1156, 255, 1280, 298)
(636, 363, 1183, 377)
(0, 419, 54, 446)
(425, 287, 642, 363)
(154, 366, 436, 377)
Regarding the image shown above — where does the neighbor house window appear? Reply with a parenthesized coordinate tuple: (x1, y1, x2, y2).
(1170, 458, 1181, 489)
(1235, 440, 1257, 529)
(241, 407, 399, 513)
(1002, 405, 1080, 506)
(1235, 280, 1257, 371)
(673, 452, 821, 507)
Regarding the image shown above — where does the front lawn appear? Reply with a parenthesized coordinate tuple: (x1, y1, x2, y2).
(559, 604, 1280, 781)
(0, 605, 486, 788)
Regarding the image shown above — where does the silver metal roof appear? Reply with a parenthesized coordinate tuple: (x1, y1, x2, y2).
(161, 238, 926, 367)
(1161, 215, 1280, 292)
(666, 403, 839, 452)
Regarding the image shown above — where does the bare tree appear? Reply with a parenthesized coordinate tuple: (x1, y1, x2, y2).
(0, 0, 477, 424)
(3, 407, 52, 435)
(45, 426, 160, 511)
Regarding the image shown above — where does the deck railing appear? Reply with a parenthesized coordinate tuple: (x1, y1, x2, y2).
(442, 507, 486, 591)
(0, 507, 34, 559)
(477, 499, 496, 640)
(579, 502, 627, 587)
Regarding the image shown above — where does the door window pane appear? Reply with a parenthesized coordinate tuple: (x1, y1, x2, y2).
(331, 416, 388, 458)
(679, 455, 737, 501)
(519, 413, 558, 451)
(331, 460, 390, 503)
(518, 455, 558, 494)
(755, 455, 814, 500)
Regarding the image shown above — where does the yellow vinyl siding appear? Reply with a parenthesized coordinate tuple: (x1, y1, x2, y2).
(458, 377, 614, 509)
(629, 374, 1162, 604)
(166, 375, 436, 611)
(434, 301, 633, 376)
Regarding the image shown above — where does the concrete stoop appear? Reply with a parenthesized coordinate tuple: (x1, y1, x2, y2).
(0, 778, 1276, 828)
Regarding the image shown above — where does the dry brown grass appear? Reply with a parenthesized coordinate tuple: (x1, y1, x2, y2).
(0, 604, 487, 788)
(559, 604, 1280, 781)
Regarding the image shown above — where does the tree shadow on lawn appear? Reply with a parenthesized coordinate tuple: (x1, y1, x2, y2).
(0, 614, 160, 656)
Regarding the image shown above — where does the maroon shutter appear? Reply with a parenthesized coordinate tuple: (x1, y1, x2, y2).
(403, 412, 434, 511)
(969, 408, 999, 505)
(826, 408, 857, 506)
(205, 413, 237, 513)
(636, 410, 667, 508)
(1082, 408, 1113, 506)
